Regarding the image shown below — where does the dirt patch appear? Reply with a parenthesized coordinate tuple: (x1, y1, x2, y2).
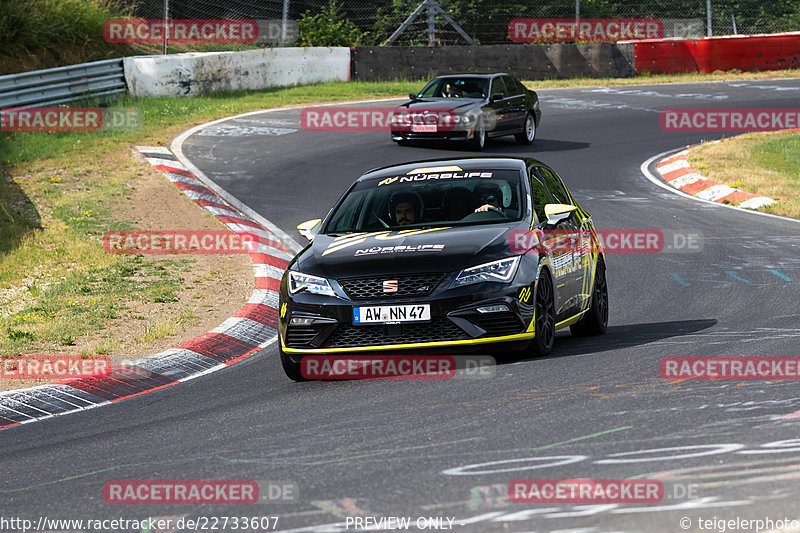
(0, 147, 255, 392)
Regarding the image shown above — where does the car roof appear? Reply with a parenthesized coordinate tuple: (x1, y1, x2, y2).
(431, 73, 507, 79)
(360, 156, 544, 181)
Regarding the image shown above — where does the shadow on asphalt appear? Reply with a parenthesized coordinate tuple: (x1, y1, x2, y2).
(392, 137, 590, 154)
(490, 318, 718, 363)
(484, 137, 591, 153)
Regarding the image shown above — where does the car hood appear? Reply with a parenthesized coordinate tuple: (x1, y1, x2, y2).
(291, 224, 520, 279)
(398, 100, 482, 114)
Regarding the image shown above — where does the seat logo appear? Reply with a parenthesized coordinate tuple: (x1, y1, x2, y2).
(383, 280, 399, 293)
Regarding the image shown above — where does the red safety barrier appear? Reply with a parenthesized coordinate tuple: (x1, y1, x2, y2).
(626, 32, 800, 74)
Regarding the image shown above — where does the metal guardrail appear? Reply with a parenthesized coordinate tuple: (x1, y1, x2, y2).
(0, 59, 126, 109)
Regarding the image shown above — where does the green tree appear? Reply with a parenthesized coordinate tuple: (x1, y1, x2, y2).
(299, 0, 367, 46)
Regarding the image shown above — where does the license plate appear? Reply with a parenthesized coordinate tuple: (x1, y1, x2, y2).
(411, 124, 437, 133)
(353, 304, 431, 324)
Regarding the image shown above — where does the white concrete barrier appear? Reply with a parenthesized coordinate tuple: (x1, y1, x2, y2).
(124, 47, 350, 97)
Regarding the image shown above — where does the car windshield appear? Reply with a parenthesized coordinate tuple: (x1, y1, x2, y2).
(417, 77, 489, 99)
(324, 169, 524, 234)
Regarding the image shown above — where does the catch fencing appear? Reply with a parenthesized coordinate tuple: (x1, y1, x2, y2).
(126, 0, 800, 46)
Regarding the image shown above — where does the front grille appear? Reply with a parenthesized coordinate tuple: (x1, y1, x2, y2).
(339, 273, 445, 300)
(469, 311, 525, 336)
(326, 318, 468, 348)
(285, 326, 320, 348)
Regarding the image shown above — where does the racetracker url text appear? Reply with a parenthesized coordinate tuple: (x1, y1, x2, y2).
(0, 516, 279, 532)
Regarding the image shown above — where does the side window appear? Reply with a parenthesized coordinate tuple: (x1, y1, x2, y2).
(528, 167, 552, 223)
(502, 76, 520, 96)
(419, 79, 440, 98)
(491, 77, 507, 98)
(513, 77, 527, 95)
(535, 167, 571, 206)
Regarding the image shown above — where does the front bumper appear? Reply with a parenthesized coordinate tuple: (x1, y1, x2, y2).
(391, 126, 475, 143)
(279, 275, 536, 357)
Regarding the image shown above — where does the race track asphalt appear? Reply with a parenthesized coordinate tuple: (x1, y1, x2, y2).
(2, 79, 800, 533)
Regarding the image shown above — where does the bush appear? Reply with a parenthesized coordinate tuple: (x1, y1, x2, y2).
(299, 0, 367, 47)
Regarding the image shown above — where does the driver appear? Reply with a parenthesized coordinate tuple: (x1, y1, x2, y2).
(473, 182, 505, 215)
(443, 82, 462, 98)
(389, 191, 423, 226)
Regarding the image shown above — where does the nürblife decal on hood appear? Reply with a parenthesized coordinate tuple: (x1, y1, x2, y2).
(322, 228, 451, 256)
(354, 244, 445, 256)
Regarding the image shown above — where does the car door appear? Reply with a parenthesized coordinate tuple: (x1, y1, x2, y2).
(528, 166, 569, 318)
(502, 75, 526, 131)
(533, 166, 585, 320)
(486, 77, 511, 134)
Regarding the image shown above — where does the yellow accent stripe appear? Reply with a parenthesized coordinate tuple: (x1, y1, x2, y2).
(333, 232, 370, 242)
(282, 305, 590, 355)
(556, 308, 589, 329)
(374, 227, 449, 240)
(526, 314, 535, 332)
(282, 331, 535, 354)
(407, 166, 462, 174)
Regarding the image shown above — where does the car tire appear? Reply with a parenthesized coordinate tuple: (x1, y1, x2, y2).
(468, 118, 486, 151)
(279, 345, 308, 382)
(531, 273, 555, 356)
(515, 113, 536, 145)
(570, 255, 608, 336)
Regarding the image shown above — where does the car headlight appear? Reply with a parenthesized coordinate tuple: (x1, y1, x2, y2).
(288, 271, 336, 296)
(451, 257, 521, 288)
(455, 114, 476, 125)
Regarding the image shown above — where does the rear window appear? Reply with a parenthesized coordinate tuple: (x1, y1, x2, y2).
(502, 76, 521, 96)
(324, 169, 525, 233)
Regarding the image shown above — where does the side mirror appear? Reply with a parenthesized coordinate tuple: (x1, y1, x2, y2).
(409, 93, 419, 101)
(544, 204, 577, 227)
(491, 93, 505, 102)
(297, 218, 322, 241)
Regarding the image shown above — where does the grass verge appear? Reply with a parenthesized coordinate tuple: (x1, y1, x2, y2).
(0, 80, 424, 367)
(688, 132, 800, 218)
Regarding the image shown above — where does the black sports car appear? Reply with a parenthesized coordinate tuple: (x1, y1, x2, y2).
(278, 157, 607, 381)
(389, 73, 542, 150)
